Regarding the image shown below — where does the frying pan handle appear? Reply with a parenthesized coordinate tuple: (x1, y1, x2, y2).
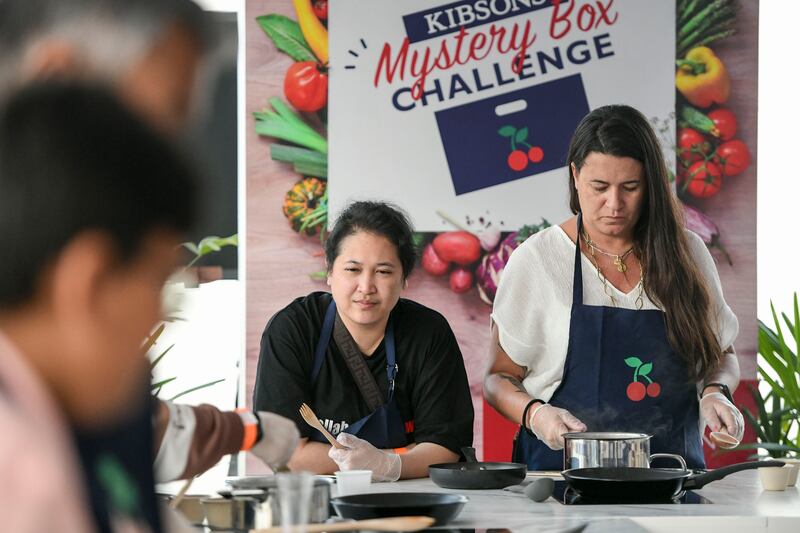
(685, 460, 785, 490)
(461, 447, 478, 463)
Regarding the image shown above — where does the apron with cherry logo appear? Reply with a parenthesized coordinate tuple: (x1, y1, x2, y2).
(512, 214, 704, 470)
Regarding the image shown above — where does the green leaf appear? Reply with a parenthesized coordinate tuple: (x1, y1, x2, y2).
(169, 379, 225, 401)
(255, 14, 316, 62)
(149, 344, 175, 370)
(638, 362, 653, 377)
(624, 357, 643, 368)
(182, 242, 200, 255)
(498, 126, 515, 137)
(515, 127, 529, 143)
(270, 144, 328, 166)
(308, 270, 328, 281)
(152, 376, 177, 390)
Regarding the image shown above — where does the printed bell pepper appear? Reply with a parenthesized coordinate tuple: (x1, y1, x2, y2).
(676, 46, 730, 108)
(292, 0, 328, 64)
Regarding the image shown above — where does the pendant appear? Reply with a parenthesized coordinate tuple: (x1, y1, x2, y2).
(614, 256, 627, 273)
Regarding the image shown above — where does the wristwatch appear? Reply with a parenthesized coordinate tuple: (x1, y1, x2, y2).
(702, 382, 733, 403)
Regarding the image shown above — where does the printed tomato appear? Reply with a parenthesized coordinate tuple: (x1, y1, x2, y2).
(708, 108, 737, 141)
(432, 231, 481, 266)
(284, 61, 328, 112)
(686, 161, 722, 198)
(714, 139, 750, 177)
(421, 243, 450, 276)
(677, 127, 710, 164)
(312, 0, 328, 20)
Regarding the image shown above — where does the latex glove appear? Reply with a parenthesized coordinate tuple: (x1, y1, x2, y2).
(250, 411, 300, 471)
(700, 392, 745, 441)
(530, 404, 587, 450)
(328, 433, 401, 482)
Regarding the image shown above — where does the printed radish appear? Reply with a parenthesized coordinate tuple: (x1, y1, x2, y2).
(449, 267, 474, 293)
(436, 210, 500, 252)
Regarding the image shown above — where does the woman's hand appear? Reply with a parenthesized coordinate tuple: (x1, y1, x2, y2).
(328, 433, 401, 482)
(699, 392, 745, 441)
(530, 404, 587, 450)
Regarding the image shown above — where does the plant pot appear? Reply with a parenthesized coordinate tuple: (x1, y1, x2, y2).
(777, 458, 800, 487)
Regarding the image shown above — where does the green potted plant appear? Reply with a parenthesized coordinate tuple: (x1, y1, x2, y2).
(738, 294, 800, 458)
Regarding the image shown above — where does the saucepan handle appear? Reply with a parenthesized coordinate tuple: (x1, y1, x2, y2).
(685, 460, 785, 490)
(649, 453, 687, 470)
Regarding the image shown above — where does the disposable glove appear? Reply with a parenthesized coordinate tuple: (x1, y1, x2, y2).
(700, 392, 745, 441)
(328, 432, 401, 482)
(529, 404, 587, 450)
(250, 411, 300, 471)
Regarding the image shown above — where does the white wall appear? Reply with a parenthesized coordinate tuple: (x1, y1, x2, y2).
(757, 2, 799, 325)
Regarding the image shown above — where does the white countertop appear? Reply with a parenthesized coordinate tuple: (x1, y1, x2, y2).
(362, 471, 800, 533)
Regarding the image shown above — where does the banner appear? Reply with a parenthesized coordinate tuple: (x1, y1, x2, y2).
(329, 0, 675, 229)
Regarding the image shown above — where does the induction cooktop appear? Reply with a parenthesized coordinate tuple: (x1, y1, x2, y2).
(552, 481, 713, 505)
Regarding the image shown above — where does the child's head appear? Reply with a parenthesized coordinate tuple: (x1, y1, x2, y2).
(0, 82, 197, 426)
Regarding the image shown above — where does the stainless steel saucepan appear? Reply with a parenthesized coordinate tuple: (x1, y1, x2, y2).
(563, 432, 686, 470)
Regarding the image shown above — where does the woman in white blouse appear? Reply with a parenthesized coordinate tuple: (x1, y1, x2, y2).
(484, 104, 744, 470)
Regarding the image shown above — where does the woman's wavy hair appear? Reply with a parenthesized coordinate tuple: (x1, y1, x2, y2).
(567, 104, 722, 381)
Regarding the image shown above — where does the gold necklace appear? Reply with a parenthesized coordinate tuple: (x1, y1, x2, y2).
(582, 230, 634, 273)
(584, 238, 645, 310)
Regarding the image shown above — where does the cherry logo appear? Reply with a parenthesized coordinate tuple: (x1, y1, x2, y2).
(498, 125, 544, 172)
(624, 356, 661, 402)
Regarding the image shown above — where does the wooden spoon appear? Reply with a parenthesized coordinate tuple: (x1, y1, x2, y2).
(710, 431, 740, 449)
(251, 515, 435, 533)
(299, 403, 346, 449)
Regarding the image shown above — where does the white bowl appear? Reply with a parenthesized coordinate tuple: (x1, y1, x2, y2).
(758, 465, 791, 491)
(776, 458, 800, 487)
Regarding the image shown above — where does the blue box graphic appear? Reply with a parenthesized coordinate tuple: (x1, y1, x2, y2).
(434, 73, 590, 195)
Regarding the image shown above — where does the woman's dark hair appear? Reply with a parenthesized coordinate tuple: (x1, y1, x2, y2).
(325, 201, 416, 280)
(566, 104, 722, 381)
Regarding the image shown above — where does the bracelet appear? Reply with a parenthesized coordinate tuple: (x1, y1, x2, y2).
(521, 398, 547, 437)
(702, 382, 733, 403)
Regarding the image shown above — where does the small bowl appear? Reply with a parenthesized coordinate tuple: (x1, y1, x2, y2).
(776, 458, 800, 487)
(758, 465, 791, 491)
(173, 495, 206, 525)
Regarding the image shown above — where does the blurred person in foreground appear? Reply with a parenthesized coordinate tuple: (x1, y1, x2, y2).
(0, 0, 300, 488)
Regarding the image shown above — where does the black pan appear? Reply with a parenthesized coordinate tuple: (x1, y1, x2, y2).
(563, 459, 784, 501)
(330, 492, 468, 525)
(429, 447, 527, 489)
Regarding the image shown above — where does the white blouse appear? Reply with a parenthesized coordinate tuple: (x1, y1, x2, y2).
(491, 225, 739, 401)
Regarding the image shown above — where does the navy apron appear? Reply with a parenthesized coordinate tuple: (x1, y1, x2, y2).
(512, 215, 704, 470)
(308, 301, 407, 449)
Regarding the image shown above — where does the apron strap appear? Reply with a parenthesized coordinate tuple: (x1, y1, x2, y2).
(573, 213, 585, 305)
(310, 300, 337, 384)
(333, 312, 385, 411)
(310, 299, 398, 405)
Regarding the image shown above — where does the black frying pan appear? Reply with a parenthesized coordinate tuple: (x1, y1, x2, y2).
(429, 447, 527, 489)
(563, 459, 784, 501)
(330, 492, 468, 525)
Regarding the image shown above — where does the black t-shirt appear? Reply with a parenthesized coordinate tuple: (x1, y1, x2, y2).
(253, 291, 473, 455)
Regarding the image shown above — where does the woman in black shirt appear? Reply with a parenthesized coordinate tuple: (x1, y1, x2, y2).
(254, 201, 473, 480)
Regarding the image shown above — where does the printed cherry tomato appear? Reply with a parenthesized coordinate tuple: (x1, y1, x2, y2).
(708, 108, 737, 141)
(714, 139, 751, 177)
(677, 127, 710, 164)
(312, 0, 328, 20)
(284, 61, 328, 112)
(686, 161, 722, 198)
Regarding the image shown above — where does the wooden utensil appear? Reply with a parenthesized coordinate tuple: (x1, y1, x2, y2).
(299, 403, 346, 449)
(250, 515, 435, 533)
(169, 476, 196, 510)
(710, 431, 740, 449)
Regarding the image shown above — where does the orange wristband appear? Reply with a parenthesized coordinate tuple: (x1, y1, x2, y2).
(393, 447, 408, 454)
(236, 408, 259, 451)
